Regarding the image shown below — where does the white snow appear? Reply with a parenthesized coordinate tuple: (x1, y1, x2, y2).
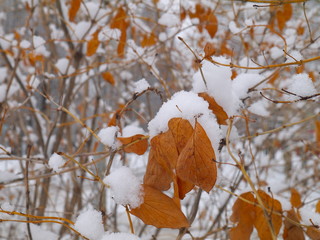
(30, 224, 58, 240)
(74, 209, 104, 240)
(285, 73, 317, 101)
(101, 232, 142, 240)
(158, 32, 167, 41)
(299, 206, 320, 226)
(98, 126, 119, 148)
(0, 170, 19, 183)
(0, 67, 7, 83)
(285, 50, 302, 63)
(0, 202, 14, 220)
(121, 125, 145, 137)
(158, 13, 180, 27)
(0, 85, 6, 102)
(103, 166, 143, 209)
(55, 58, 75, 75)
(20, 40, 31, 49)
(33, 35, 49, 57)
(48, 153, 65, 172)
(277, 196, 292, 211)
(192, 58, 240, 116)
(73, 21, 91, 40)
(134, 78, 150, 93)
(148, 91, 221, 153)
(229, 21, 242, 34)
(232, 73, 265, 99)
(248, 100, 269, 117)
(270, 46, 283, 60)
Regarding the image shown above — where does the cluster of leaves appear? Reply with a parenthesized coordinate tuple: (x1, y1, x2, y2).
(230, 188, 320, 240)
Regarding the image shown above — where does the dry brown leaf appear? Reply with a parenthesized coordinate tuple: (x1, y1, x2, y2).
(297, 24, 305, 36)
(316, 200, 320, 213)
(204, 13, 218, 38)
(254, 190, 282, 240)
(204, 42, 215, 59)
(143, 148, 172, 191)
(276, 4, 292, 31)
(168, 118, 193, 155)
(176, 122, 217, 193)
(86, 30, 100, 56)
(283, 209, 305, 240)
(102, 71, 115, 86)
(176, 176, 194, 200)
(290, 188, 302, 208)
(117, 134, 148, 155)
(141, 33, 157, 47)
(110, 7, 129, 57)
(268, 70, 280, 85)
(230, 192, 256, 240)
(306, 226, 320, 240)
(150, 130, 179, 170)
(68, 0, 81, 22)
(130, 185, 190, 228)
(198, 92, 228, 125)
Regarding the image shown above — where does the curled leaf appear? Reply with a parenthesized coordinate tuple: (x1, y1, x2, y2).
(198, 92, 228, 125)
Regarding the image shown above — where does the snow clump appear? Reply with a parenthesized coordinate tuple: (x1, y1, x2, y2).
(48, 153, 65, 172)
(104, 166, 143, 209)
(98, 126, 119, 149)
(74, 209, 104, 240)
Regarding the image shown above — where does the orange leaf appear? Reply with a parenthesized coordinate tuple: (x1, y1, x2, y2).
(117, 134, 148, 155)
(276, 4, 292, 31)
(150, 130, 179, 170)
(290, 188, 302, 208)
(230, 192, 256, 240)
(28, 52, 44, 66)
(144, 148, 172, 191)
(198, 92, 228, 125)
(86, 30, 100, 56)
(204, 42, 215, 59)
(168, 118, 193, 155)
(176, 177, 194, 200)
(204, 13, 218, 38)
(102, 71, 115, 86)
(176, 122, 217, 192)
(68, 0, 81, 22)
(316, 200, 320, 214)
(110, 7, 129, 57)
(283, 209, 305, 240)
(130, 185, 190, 228)
(306, 226, 320, 240)
(141, 33, 157, 47)
(268, 70, 280, 85)
(254, 190, 282, 240)
(297, 24, 305, 36)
